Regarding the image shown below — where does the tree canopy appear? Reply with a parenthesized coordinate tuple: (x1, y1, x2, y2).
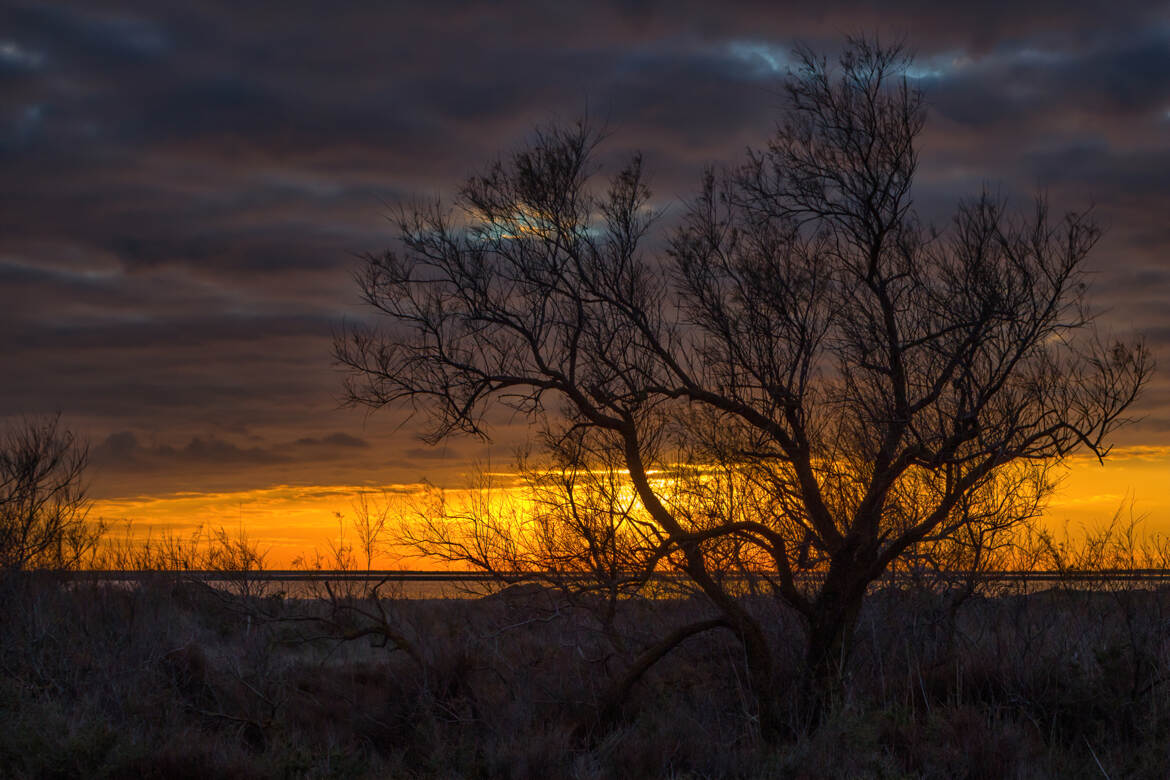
(337, 39, 1150, 730)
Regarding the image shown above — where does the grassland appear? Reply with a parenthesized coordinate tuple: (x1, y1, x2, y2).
(3, 568, 1170, 779)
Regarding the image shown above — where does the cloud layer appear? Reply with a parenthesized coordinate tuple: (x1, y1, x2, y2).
(2, 1, 1168, 497)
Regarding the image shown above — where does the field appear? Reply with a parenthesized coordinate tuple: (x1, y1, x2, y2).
(3, 571, 1170, 779)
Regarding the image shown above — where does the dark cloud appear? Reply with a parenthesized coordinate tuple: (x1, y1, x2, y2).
(94, 429, 374, 466)
(404, 446, 463, 462)
(294, 433, 369, 449)
(6, 4, 169, 66)
(2, 0, 1168, 497)
(92, 430, 281, 468)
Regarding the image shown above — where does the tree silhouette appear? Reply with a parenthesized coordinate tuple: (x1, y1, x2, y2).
(337, 39, 1150, 733)
(0, 415, 99, 571)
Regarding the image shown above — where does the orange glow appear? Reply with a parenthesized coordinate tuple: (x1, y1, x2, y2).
(88, 448, 1170, 570)
(91, 481, 533, 569)
(91, 484, 428, 569)
(1043, 446, 1170, 537)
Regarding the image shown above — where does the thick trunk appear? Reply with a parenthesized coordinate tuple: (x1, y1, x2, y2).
(675, 545, 786, 740)
(739, 616, 785, 741)
(805, 600, 861, 686)
(682, 581, 786, 739)
(801, 575, 866, 722)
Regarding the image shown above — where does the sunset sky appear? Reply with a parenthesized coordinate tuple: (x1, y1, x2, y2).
(2, 1, 1168, 565)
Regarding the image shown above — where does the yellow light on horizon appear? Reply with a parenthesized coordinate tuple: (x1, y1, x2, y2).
(87, 447, 1170, 570)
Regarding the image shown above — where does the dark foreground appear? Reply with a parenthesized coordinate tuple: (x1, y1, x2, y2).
(3, 574, 1169, 778)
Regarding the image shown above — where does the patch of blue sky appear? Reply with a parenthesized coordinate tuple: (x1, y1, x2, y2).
(883, 45, 1065, 82)
(0, 40, 45, 70)
(728, 40, 973, 83)
(901, 50, 971, 81)
(726, 41, 792, 76)
(1007, 47, 1067, 66)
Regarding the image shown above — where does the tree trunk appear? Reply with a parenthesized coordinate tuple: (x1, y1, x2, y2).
(739, 617, 786, 741)
(801, 577, 866, 723)
(675, 547, 788, 740)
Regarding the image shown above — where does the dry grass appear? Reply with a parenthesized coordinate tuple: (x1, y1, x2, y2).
(3, 566, 1170, 778)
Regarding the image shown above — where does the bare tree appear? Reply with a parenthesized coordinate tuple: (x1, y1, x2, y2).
(0, 415, 101, 571)
(351, 490, 393, 573)
(336, 39, 1150, 733)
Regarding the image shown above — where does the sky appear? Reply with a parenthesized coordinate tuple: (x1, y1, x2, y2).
(2, 1, 1169, 564)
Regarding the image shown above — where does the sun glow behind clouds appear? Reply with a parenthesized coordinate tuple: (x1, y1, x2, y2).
(1045, 447, 1170, 526)
(88, 449, 1170, 569)
(92, 483, 442, 568)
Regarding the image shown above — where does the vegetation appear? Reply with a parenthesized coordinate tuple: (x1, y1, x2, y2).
(335, 37, 1149, 731)
(5, 471, 1170, 777)
(0, 415, 101, 572)
(6, 533, 1170, 778)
